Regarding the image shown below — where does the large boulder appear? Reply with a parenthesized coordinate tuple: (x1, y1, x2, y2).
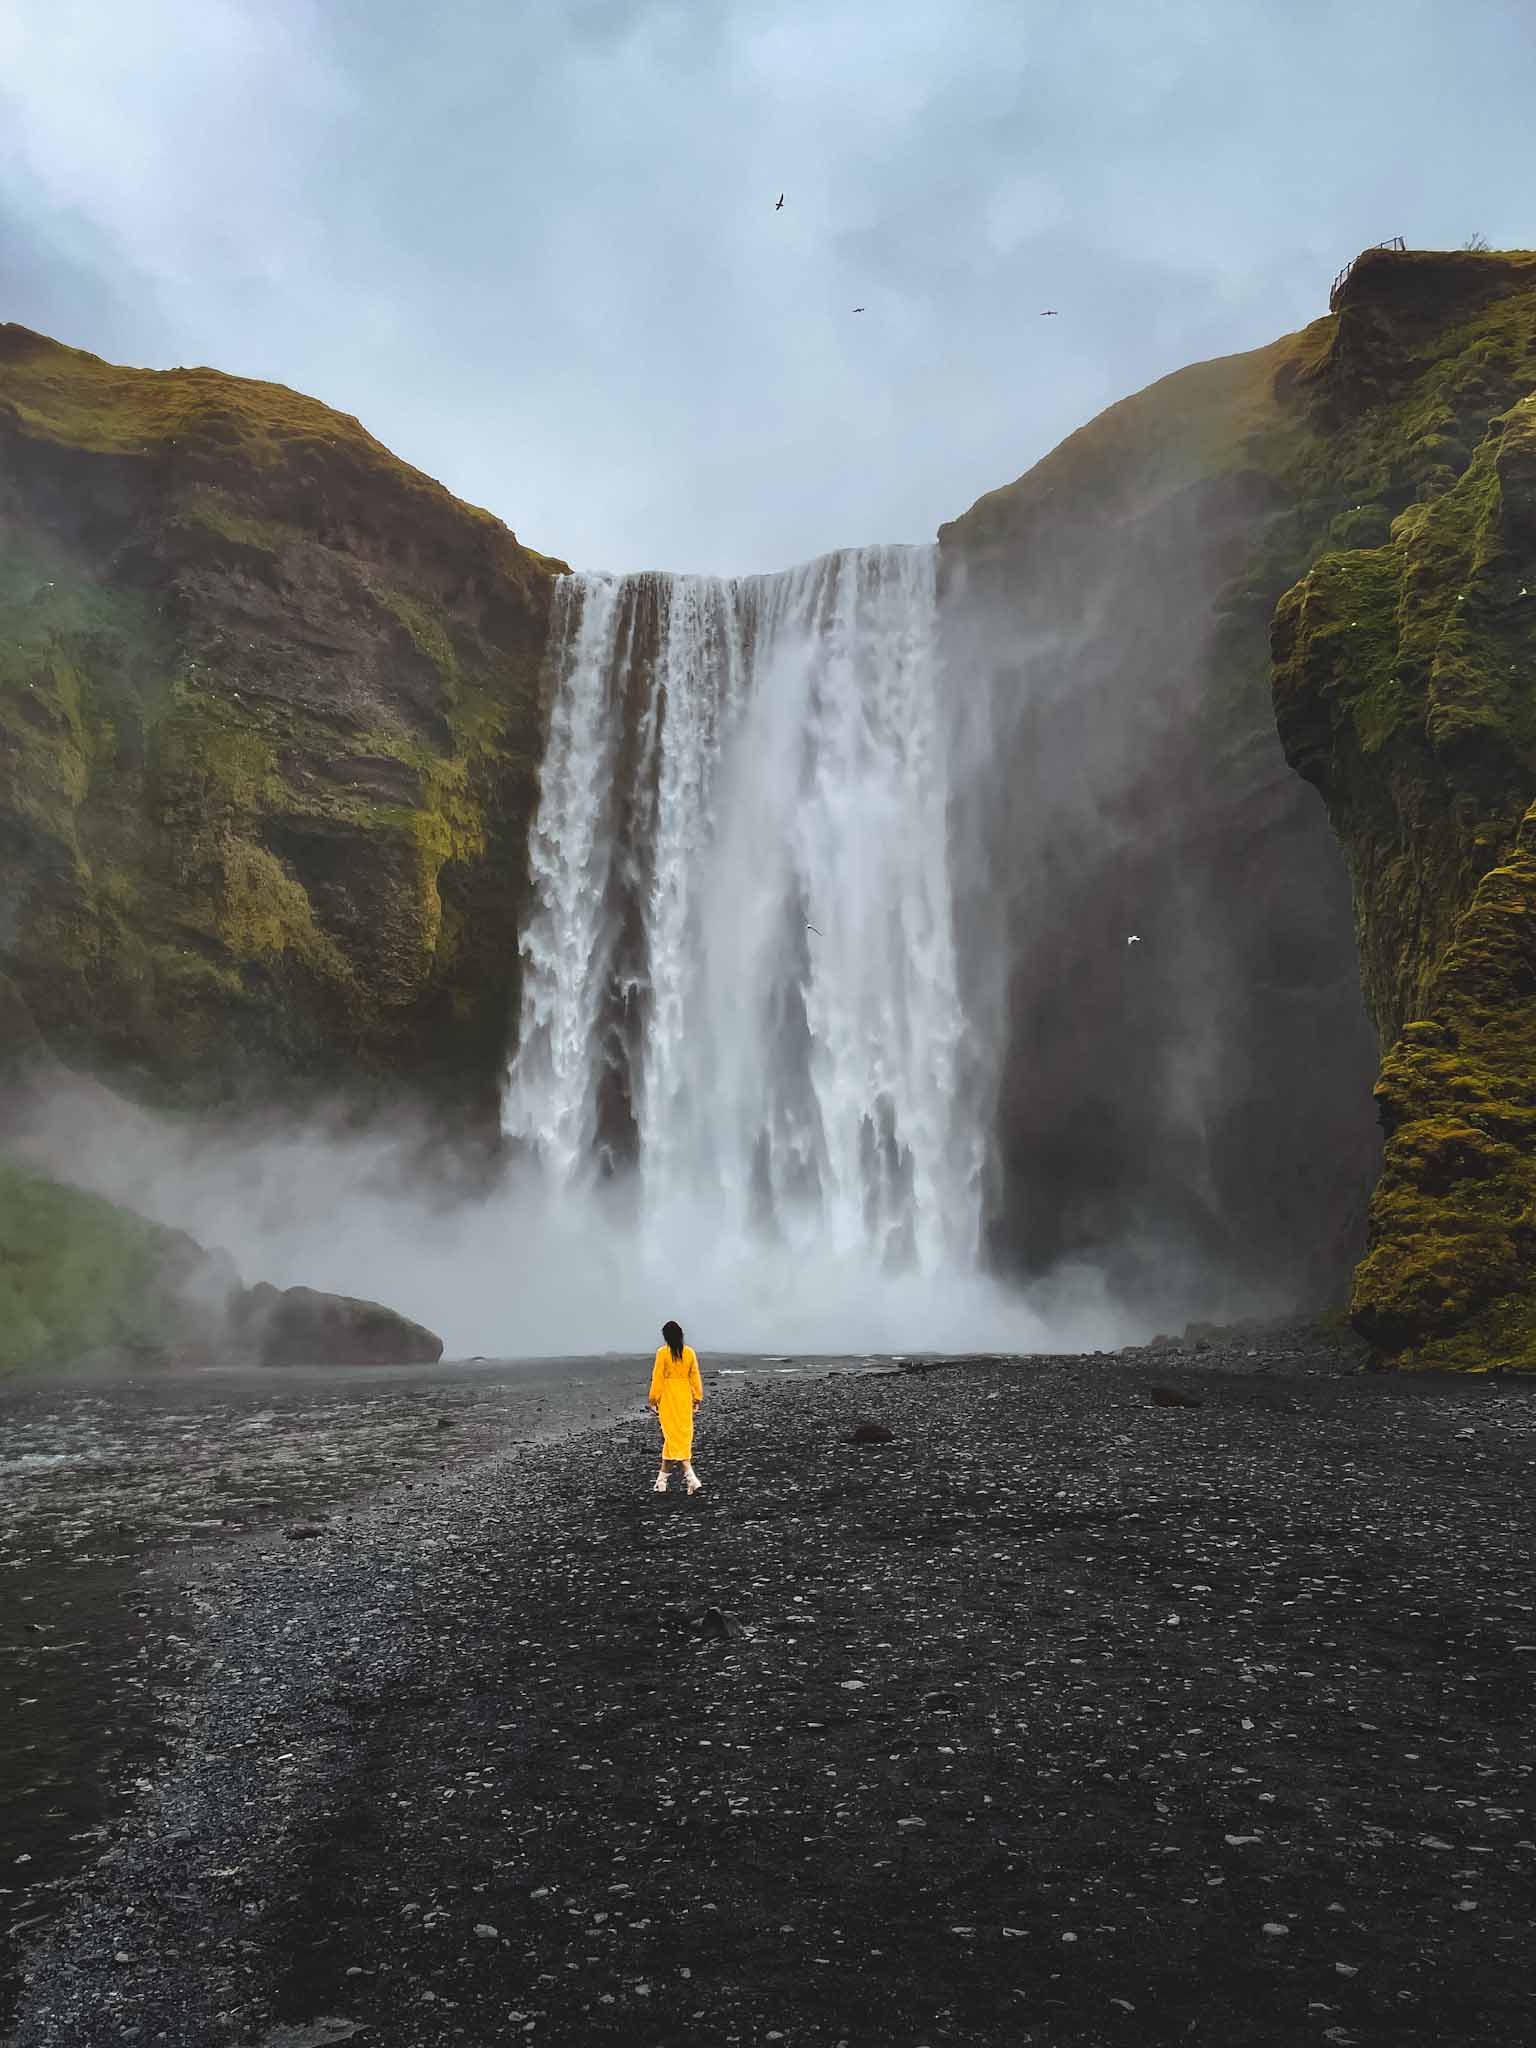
(233, 1280, 444, 1366)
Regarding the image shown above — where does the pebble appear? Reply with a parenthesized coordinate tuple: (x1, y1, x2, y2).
(10, 1339, 1535, 2047)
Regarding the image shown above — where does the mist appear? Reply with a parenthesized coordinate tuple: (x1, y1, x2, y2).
(9, 1073, 1137, 1359)
(935, 396, 1382, 1320)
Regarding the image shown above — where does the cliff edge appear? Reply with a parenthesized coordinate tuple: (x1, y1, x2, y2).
(0, 324, 565, 1128)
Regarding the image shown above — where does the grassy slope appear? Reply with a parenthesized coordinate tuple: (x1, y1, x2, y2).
(0, 1161, 206, 1372)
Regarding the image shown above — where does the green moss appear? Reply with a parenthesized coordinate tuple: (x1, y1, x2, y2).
(219, 838, 352, 975)
(177, 490, 292, 555)
(0, 550, 175, 846)
(0, 1163, 196, 1372)
(1, 321, 443, 488)
(382, 590, 459, 681)
(1345, 802, 1536, 1370)
(158, 708, 282, 817)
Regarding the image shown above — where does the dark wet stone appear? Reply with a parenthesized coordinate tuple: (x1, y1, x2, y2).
(846, 1421, 896, 1443)
(235, 1282, 444, 1367)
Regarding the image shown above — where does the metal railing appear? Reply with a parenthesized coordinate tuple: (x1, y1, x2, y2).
(1330, 236, 1407, 309)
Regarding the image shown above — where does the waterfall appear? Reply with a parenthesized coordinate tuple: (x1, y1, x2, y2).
(503, 544, 990, 1323)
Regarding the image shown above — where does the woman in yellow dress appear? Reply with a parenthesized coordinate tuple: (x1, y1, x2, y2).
(648, 1318, 704, 1494)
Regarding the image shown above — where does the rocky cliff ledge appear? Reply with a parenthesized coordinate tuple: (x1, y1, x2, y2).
(1272, 248, 1536, 1369)
(0, 325, 564, 1128)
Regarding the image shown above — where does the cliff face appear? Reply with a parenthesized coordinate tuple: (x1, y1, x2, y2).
(0, 325, 564, 1127)
(939, 327, 1381, 1320)
(943, 244, 1536, 1362)
(1272, 249, 1536, 1368)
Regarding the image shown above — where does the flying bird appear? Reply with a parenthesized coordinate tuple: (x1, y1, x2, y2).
(1127, 934, 1141, 945)
(775, 193, 784, 210)
(1041, 309, 1059, 316)
(806, 923, 822, 936)
(852, 306, 865, 313)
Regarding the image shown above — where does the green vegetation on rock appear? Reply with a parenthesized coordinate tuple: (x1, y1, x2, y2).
(1268, 249, 1536, 1369)
(0, 322, 566, 1120)
(0, 1162, 227, 1373)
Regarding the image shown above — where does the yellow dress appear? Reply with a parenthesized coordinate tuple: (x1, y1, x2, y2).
(649, 1344, 703, 1460)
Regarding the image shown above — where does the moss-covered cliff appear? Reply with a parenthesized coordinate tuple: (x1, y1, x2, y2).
(942, 243, 1536, 1365)
(1271, 248, 1536, 1369)
(0, 324, 565, 1126)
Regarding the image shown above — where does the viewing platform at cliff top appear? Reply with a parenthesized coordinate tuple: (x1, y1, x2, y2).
(10, 1331, 1535, 2047)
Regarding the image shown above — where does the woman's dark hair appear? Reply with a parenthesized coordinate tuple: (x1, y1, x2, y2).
(662, 1319, 684, 1361)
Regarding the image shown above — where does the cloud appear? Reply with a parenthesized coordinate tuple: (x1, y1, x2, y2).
(1, 0, 1532, 571)
(1, 1, 348, 301)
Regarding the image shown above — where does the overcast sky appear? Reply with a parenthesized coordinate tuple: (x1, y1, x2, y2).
(1, 0, 1531, 575)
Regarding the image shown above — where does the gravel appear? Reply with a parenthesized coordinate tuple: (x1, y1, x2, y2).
(10, 1330, 1536, 2047)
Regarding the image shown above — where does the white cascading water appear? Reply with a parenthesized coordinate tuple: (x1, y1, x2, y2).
(502, 545, 1042, 1351)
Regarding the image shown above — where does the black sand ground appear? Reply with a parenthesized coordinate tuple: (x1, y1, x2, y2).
(11, 1333, 1536, 2048)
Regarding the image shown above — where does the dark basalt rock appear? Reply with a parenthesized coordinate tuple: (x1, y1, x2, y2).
(234, 1281, 444, 1367)
(846, 1420, 896, 1443)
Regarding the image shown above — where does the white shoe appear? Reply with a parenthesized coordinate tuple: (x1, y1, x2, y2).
(653, 1470, 669, 1493)
(684, 1469, 703, 1495)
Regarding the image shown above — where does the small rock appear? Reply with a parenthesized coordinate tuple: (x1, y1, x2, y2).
(1149, 1386, 1202, 1409)
(285, 1523, 329, 1541)
(474, 1922, 499, 1939)
(1262, 1922, 1289, 1936)
(839, 1679, 866, 1691)
(846, 1421, 895, 1444)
